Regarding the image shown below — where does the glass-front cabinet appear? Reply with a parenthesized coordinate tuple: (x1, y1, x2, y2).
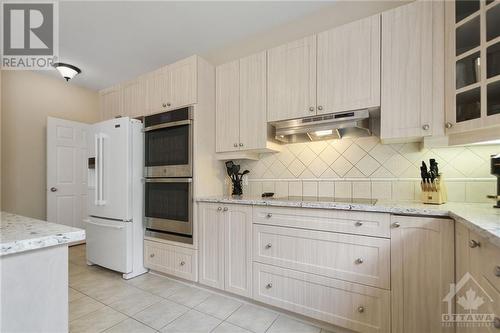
(445, 0, 500, 136)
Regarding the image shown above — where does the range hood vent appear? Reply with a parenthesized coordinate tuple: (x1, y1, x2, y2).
(272, 109, 379, 144)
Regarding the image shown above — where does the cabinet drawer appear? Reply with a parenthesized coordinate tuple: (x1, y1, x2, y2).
(253, 206, 390, 238)
(253, 263, 390, 333)
(470, 233, 500, 294)
(253, 225, 390, 289)
(144, 240, 197, 281)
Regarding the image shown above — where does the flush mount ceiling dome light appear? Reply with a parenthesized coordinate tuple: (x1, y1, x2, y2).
(53, 62, 81, 82)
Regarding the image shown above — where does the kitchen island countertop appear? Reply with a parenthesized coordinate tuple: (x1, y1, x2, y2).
(196, 196, 500, 247)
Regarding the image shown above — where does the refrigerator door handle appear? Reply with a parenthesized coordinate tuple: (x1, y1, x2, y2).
(94, 134, 100, 205)
(98, 133, 107, 206)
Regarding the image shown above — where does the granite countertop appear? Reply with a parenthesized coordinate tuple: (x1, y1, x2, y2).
(0, 212, 86, 256)
(196, 196, 500, 247)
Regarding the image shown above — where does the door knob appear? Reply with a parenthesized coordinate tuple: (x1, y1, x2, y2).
(265, 243, 272, 249)
(469, 239, 481, 248)
(50, 187, 58, 192)
(239, 143, 244, 147)
(445, 122, 453, 129)
(233, 143, 238, 148)
(217, 207, 222, 211)
(354, 221, 363, 227)
(180, 261, 185, 266)
(493, 317, 500, 329)
(317, 106, 323, 111)
(266, 213, 272, 218)
(392, 222, 400, 228)
(150, 253, 155, 258)
(357, 306, 365, 313)
(223, 207, 228, 212)
(422, 124, 430, 131)
(167, 102, 171, 107)
(266, 283, 273, 289)
(162, 103, 167, 108)
(355, 258, 364, 265)
(309, 107, 314, 112)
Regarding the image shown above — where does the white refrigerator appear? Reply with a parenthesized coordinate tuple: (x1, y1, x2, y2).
(85, 117, 147, 279)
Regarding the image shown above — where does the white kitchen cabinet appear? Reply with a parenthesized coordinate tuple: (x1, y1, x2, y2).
(198, 203, 252, 297)
(167, 55, 197, 109)
(381, 0, 445, 143)
(317, 15, 381, 114)
(267, 35, 317, 122)
(390, 215, 454, 333)
(99, 85, 122, 120)
(216, 51, 278, 154)
(215, 60, 240, 152)
(455, 223, 500, 332)
(146, 66, 170, 115)
(121, 75, 148, 118)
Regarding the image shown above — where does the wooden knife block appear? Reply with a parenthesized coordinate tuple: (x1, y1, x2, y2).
(420, 175, 447, 205)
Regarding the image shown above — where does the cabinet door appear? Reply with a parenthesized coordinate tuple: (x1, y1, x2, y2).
(146, 67, 169, 115)
(224, 204, 252, 297)
(99, 85, 122, 120)
(381, 1, 434, 141)
(391, 216, 454, 333)
(121, 76, 148, 118)
(267, 35, 317, 122)
(239, 51, 267, 150)
(198, 203, 225, 290)
(167, 55, 197, 109)
(215, 60, 240, 153)
(317, 15, 381, 114)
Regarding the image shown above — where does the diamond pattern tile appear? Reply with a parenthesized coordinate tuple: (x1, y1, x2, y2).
(343, 144, 366, 165)
(297, 147, 317, 167)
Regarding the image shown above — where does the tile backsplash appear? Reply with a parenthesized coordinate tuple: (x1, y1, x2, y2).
(236, 136, 500, 203)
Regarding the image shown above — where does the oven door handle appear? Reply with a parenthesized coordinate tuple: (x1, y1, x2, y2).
(144, 120, 192, 132)
(145, 178, 192, 183)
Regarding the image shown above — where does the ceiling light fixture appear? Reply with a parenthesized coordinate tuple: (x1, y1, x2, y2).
(53, 62, 81, 82)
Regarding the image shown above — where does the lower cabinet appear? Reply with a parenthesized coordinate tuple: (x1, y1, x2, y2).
(198, 203, 252, 297)
(455, 223, 500, 333)
(390, 215, 455, 333)
(144, 240, 197, 281)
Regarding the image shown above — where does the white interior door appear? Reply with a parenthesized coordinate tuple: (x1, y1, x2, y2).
(47, 117, 89, 229)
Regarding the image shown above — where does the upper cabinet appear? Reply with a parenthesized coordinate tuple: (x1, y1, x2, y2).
(216, 51, 278, 154)
(317, 15, 381, 114)
(445, 0, 500, 145)
(381, 0, 445, 143)
(99, 56, 199, 120)
(267, 36, 317, 122)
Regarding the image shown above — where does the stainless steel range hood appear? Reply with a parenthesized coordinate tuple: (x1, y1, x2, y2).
(271, 109, 380, 144)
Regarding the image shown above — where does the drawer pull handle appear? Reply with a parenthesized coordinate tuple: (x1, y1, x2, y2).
(494, 266, 500, 277)
(494, 317, 500, 329)
(266, 213, 272, 218)
(357, 306, 365, 313)
(265, 243, 272, 249)
(180, 261, 185, 266)
(266, 283, 273, 289)
(355, 221, 363, 227)
(150, 253, 155, 258)
(355, 258, 364, 265)
(392, 222, 400, 228)
(469, 240, 481, 248)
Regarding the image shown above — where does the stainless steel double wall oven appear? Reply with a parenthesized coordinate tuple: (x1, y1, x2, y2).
(143, 107, 193, 244)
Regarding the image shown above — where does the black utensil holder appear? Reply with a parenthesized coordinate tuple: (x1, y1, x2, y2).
(232, 179, 243, 196)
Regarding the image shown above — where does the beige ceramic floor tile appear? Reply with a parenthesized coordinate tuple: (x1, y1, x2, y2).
(267, 316, 321, 333)
(69, 295, 105, 322)
(194, 294, 242, 320)
(133, 299, 189, 330)
(160, 310, 221, 333)
(69, 288, 86, 302)
(167, 285, 211, 308)
(109, 289, 162, 316)
(226, 304, 279, 333)
(129, 274, 186, 298)
(70, 306, 127, 333)
(211, 322, 253, 333)
(103, 318, 157, 333)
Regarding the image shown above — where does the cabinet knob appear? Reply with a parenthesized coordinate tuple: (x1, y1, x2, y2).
(445, 122, 453, 129)
(392, 222, 400, 228)
(493, 317, 500, 329)
(180, 261, 185, 266)
(223, 207, 228, 212)
(162, 103, 167, 108)
(167, 102, 171, 107)
(422, 124, 430, 131)
(239, 143, 244, 147)
(50, 187, 58, 192)
(355, 258, 364, 265)
(266, 283, 273, 289)
(469, 239, 481, 248)
(357, 306, 365, 313)
(494, 266, 500, 277)
(217, 207, 222, 211)
(354, 221, 363, 227)
(233, 143, 238, 148)
(150, 253, 155, 258)
(265, 243, 272, 249)
(317, 106, 323, 111)
(309, 106, 315, 112)
(266, 213, 272, 218)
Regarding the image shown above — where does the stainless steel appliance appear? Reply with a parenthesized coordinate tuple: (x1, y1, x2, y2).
(144, 107, 194, 244)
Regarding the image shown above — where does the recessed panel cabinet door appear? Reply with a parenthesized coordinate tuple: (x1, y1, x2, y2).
(215, 60, 240, 152)
(99, 85, 122, 120)
(121, 76, 148, 118)
(317, 15, 381, 114)
(167, 55, 197, 109)
(381, 0, 435, 141)
(146, 67, 169, 115)
(239, 51, 267, 150)
(267, 35, 317, 122)
(391, 216, 454, 333)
